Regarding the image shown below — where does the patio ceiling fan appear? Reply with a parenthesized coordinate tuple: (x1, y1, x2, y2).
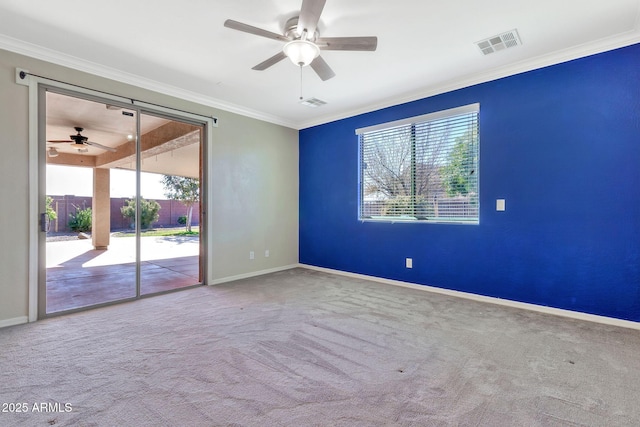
(224, 0, 377, 81)
(47, 127, 117, 153)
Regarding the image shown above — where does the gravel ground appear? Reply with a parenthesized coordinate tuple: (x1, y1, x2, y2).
(46, 232, 91, 242)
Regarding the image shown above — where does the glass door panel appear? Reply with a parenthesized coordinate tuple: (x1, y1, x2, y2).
(138, 113, 203, 295)
(44, 91, 137, 314)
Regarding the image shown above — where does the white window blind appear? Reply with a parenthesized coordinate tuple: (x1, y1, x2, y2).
(357, 104, 479, 223)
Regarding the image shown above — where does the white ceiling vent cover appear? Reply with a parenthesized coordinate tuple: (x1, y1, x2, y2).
(476, 29, 521, 55)
(300, 97, 327, 107)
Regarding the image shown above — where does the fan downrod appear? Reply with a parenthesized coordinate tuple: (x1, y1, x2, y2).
(284, 17, 319, 42)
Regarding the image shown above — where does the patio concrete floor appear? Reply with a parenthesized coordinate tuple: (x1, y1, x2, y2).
(46, 235, 201, 313)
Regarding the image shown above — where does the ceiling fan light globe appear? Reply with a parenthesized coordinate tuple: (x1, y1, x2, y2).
(283, 40, 319, 67)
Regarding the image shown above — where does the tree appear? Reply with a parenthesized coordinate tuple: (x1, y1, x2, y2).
(362, 122, 451, 218)
(120, 198, 161, 229)
(363, 127, 412, 199)
(162, 175, 200, 232)
(441, 128, 478, 198)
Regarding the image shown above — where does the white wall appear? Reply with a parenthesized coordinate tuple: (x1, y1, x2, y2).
(0, 48, 299, 326)
(211, 113, 299, 281)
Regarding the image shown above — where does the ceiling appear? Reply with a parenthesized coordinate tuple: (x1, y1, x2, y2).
(1, 1, 639, 130)
(46, 91, 201, 178)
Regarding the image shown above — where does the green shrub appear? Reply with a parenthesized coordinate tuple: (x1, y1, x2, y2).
(120, 198, 161, 230)
(381, 195, 432, 218)
(68, 207, 92, 232)
(177, 215, 187, 225)
(46, 196, 57, 221)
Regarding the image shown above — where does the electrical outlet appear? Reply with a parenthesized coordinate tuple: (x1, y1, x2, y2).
(496, 199, 506, 211)
(249, 251, 254, 260)
(265, 250, 269, 258)
(406, 258, 413, 269)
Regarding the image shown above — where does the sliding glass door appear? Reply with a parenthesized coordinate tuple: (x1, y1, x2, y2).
(40, 88, 204, 317)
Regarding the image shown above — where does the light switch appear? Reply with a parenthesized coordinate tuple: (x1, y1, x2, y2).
(496, 199, 506, 211)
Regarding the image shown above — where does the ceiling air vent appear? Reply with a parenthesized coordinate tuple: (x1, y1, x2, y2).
(476, 29, 521, 55)
(300, 97, 327, 108)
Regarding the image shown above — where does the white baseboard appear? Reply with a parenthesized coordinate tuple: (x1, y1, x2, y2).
(210, 264, 299, 286)
(299, 264, 640, 331)
(0, 316, 29, 329)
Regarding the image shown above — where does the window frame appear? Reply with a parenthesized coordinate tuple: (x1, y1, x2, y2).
(356, 103, 480, 224)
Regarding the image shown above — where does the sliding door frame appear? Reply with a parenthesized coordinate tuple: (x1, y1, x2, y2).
(23, 73, 214, 321)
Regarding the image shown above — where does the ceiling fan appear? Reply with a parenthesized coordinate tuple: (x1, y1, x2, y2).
(47, 127, 117, 153)
(224, 0, 377, 81)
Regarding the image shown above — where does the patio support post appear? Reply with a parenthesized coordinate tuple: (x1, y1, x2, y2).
(92, 168, 111, 250)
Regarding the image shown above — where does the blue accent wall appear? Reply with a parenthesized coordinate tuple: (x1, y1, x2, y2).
(299, 44, 640, 322)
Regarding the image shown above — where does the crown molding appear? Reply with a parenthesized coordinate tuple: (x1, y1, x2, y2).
(0, 34, 298, 129)
(298, 29, 640, 130)
(1, 27, 638, 131)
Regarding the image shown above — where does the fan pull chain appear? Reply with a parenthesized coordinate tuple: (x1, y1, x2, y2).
(299, 64, 303, 100)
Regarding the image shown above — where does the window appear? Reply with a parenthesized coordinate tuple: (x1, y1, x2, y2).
(357, 103, 479, 223)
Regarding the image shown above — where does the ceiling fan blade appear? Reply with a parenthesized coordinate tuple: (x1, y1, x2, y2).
(252, 51, 287, 70)
(298, 0, 326, 37)
(224, 19, 288, 42)
(85, 141, 117, 153)
(47, 140, 73, 143)
(317, 36, 378, 51)
(310, 55, 335, 81)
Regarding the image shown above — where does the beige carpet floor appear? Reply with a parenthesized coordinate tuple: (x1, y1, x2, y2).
(1, 267, 639, 426)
